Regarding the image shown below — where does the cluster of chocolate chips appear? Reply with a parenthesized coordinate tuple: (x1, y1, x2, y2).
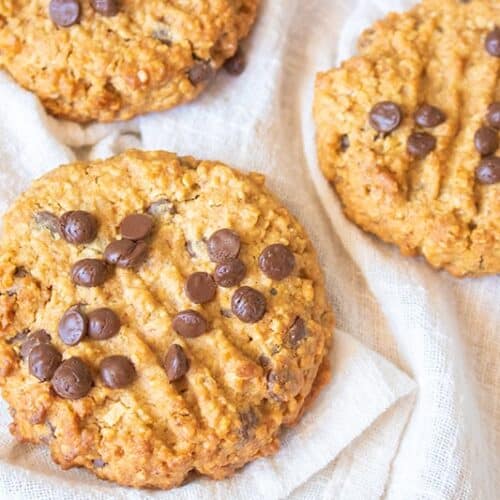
(368, 99, 499, 185)
(20, 324, 135, 400)
(71, 212, 153, 288)
(164, 229, 297, 382)
(474, 103, 500, 184)
(369, 101, 443, 159)
(49, 0, 118, 28)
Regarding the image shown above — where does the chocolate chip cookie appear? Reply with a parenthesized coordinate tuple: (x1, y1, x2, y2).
(0, 150, 333, 489)
(314, 0, 500, 276)
(0, 1, 260, 122)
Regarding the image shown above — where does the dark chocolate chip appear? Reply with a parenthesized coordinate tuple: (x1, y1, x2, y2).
(104, 239, 148, 268)
(172, 310, 208, 338)
(71, 259, 108, 287)
(369, 101, 402, 133)
(231, 286, 266, 323)
(119, 214, 153, 241)
(407, 132, 437, 158)
(88, 308, 121, 340)
(486, 102, 500, 130)
(90, 0, 119, 16)
(340, 134, 350, 151)
(185, 272, 216, 304)
(164, 344, 189, 382)
(476, 156, 500, 184)
(60, 211, 98, 244)
(49, 0, 81, 27)
(207, 228, 241, 263)
(285, 317, 307, 347)
(214, 258, 246, 288)
(188, 61, 214, 85)
(414, 104, 446, 128)
(259, 244, 295, 280)
(474, 126, 498, 156)
(224, 48, 246, 76)
(34, 211, 60, 236)
(20, 330, 51, 359)
(100, 355, 136, 388)
(51, 357, 93, 400)
(14, 266, 29, 278)
(29, 344, 62, 382)
(147, 199, 176, 216)
(58, 306, 88, 346)
(485, 27, 500, 57)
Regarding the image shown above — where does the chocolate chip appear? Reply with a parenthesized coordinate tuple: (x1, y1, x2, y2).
(476, 156, 500, 184)
(14, 266, 29, 278)
(188, 61, 214, 85)
(49, 0, 81, 27)
(58, 306, 88, 346)
(152, 28, 172, 45)
(104, 239, 148, 268)
(474, 126, 498, 156)
(147, 199, 176, 216)
(164, 344, 189, 382)
(485, 27, 500, 57)
(120, 214, 153, 241)
(20, 330, 51, 359)
(207, 229, 241, 263)
(51, 357, 93, 400)
(259, 244, 295, 280)
(90, 0, 119, 16)
(71, 259, 108, 287)
(93, 459, 106, 468)
(414, 104, 446, 128)
(28, 344, 62, 382)
(185, 272, 216, 304)
(100, 355, 136, 389)
(340, 134, 350, 151)
(214, 259, 246, 288)
(231, 286, 266, 323)
(88, 308, 121, 340)
(239, 408, 258, 439)
(172, 310, 208, 338)
(369, 101, 402, 133)
(285, 317, 307, 348)
(486, 102, 500, 129)
(34, 211, 60, 236)
(224, 49, 246, 76)
(407, 132, 437, 158)
(59, 211, 98, 244)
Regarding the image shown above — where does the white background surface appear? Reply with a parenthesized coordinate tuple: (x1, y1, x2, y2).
(0, 1, 498, 499)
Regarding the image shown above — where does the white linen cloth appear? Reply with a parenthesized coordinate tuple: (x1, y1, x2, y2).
(0, 1, 497, 498)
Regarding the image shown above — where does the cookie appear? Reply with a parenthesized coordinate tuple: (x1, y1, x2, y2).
(0, 1, 260, 122)
(0, 150, 333, 489)
(314, 0, 500, 277)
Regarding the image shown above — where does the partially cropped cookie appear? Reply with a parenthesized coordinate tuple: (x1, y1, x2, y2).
(314, 0, 499, 276)
(0, 1, 260, 122)
(0, 150, 333, 489)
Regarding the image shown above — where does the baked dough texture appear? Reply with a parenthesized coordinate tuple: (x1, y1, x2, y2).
(0, 150, 333, 489)
(314, 0, 500, 276)
(0, 0, 260, 122)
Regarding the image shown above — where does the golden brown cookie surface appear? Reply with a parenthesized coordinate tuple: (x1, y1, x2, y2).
(0, 150, 333, 489)
(0, 0, 260, 122)
(314, 0, 500, 277)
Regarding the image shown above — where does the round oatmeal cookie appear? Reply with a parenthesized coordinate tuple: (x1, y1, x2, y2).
(0, 150, 333, 489)
(0, 0, 260, 122)
(314, 0, 500, 277)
